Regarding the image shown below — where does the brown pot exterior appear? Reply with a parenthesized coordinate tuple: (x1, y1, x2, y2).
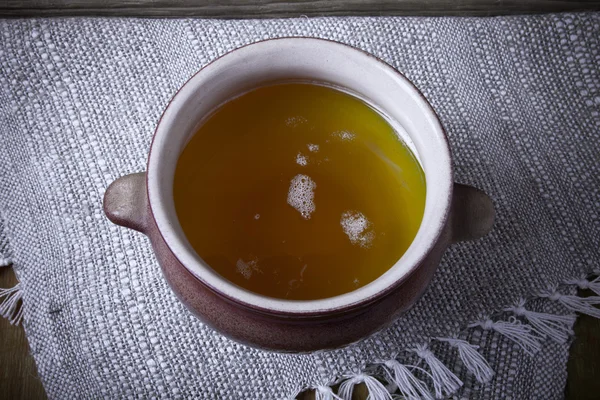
(102, 38, 496, 352)
(104, 172, 493, 352)
(148, 207, 451, 352)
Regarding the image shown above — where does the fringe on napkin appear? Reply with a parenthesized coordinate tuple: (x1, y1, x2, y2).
(296, 272, 600, 399)
(0, 281, 23, 325)
(1, 254, 597, 397)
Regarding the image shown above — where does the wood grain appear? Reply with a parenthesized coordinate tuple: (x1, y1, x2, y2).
(0, 0, 599, 17)
(565, 288, 600, 400)
(0, 268, 47, 400)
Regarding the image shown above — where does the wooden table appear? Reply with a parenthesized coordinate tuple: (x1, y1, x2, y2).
(1, 0, 600, 17)
(0, 268, 46, 400)
(1, 266, 599, 399)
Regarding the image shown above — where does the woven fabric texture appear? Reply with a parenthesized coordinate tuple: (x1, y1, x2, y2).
(0, 13, 598, 399)
(0, 217, 11, 266)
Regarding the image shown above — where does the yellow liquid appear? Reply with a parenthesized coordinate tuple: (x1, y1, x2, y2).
(174, 83, 426, 300)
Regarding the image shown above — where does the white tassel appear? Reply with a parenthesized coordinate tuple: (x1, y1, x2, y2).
(565, 276, 600, 296)
(287, 386, 306, 400)
(410, 344, 463, 398)
(380, 359, 434, 400)
(540, 290, 600, 319)
(338, 373, 392, 400)
(285, 387, 302, 400)
(506, 299, 575, 344)
(314, 385, 342, 400)
(0, 283, 23, 325)
(436, 338, 494, 384)
(468, 317, 542, 356)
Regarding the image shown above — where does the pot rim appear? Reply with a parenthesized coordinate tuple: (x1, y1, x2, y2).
(146, 37, 453, 316)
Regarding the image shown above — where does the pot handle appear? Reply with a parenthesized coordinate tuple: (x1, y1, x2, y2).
(450, 183, 495, 243)
(103, 172, 148, 234)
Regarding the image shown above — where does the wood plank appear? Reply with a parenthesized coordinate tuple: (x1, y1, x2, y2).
(1, 0, 599, 18)
(565, 288, 600, 400)
(0, 268, 47, 400)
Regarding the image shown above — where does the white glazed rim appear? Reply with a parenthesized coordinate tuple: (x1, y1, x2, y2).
(147, 38, 453, 315)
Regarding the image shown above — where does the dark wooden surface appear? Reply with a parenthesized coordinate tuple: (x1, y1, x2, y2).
(1, 0, 600, 17)
(1, 266, 599, 399)
(0, 268, 47, 400)
(565, 289, 600, 400)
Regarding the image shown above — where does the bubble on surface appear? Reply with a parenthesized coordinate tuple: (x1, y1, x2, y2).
(307, 143, 319, 152)
(287, 174, 316, 219)
(341, 210, 375, 248)
(236, 259, 252, 279)
(296, 152, 308, 166)
(285, 116, 308, 128)
(332, 130, 356, 141)
(236, 256, 261, 279)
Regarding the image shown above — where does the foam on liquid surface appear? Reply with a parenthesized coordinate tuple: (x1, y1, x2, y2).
(341, 211, 375, 248)
(173, 83, 426, 300)
(287, 174, 316, 219)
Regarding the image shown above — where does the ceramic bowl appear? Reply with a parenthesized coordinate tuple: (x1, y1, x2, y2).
(103, 38, 495, 352)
